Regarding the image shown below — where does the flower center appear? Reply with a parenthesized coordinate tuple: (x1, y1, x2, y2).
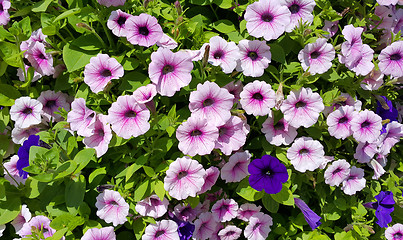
(155, 230, 165, 238)
(338, 116, 348, 124)
(261, 13, 273, 22)
(213, 50, 224, 59)
(390, 53, 401, 61)
(253, 222, 261, 231)
(162, 65, 174, 74)
(393, 232, 403, 239)
(190, 129, 202, 136)
(361, 120, 371, 128)
(86, 112, 95, 121)
(310, 51, 321, 59)
(109, 200, 119, 206)
(45, 100, 56, 108)
(178, 170, 188, 179)
(247, 51, 259, 61)
(125, 110, 137, 118)
(225, 231, 235, 236)
(332, 168, 342, 175)
(117, 16, 127, 26)
(203, 98, 214, 107)
(219, 127, 227, 136)
(295, 101, 306, 108)
(38, 53, 47, 60)
(289, 4, 300, 14)
(347, 175, 357, 180)
(101, 69, 112, 77)
(139, 26, 149, 36)
(299, 148, 309, 155)
(98, 128, 105, 137)
(274, 121, 285, 130)
(266, 168, 271, 176)
(252, 92, 264, 101)
(150, 198, 160, 205)
(22, 107, 33, 114)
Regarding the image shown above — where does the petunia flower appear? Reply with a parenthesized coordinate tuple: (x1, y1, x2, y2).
(373, 6, 395, 30)
(224, 80, 243, 104)
(369, 157, 387, 180)
(11, 204, 31, 235)
(361, 70, 384, 91)
(37, 90, 70, 122)
(215, 116, 249, 155)
(221, 151, 251, 183)
(67, 98, 96, 137)
(193, 212, 218, 240)
(244, 0, 291, 41)
(189, 81, 234, 126)
(11, 125, 40, 145)
(248, 155, 288, 194)
(156, 34, 178, 49)
(385, 223, 403, 240)
(10, 96, 43, 129)
(294, 198, 322, 230)
(107, 9, 132, 37)
(218, 225, 242, 240)
(82, 227, 116, 240)
(376, 95, 399, 134)
(17, 64, 43, 83)
(354, 142, 378, 163)
(3, 155, 27, 187)
(84, 53, 124, 93)
(132, 84, 157, 105)
(239, 80, 276, 116)
(19, 215, 57, 238)
(298, 38, 335, 75)
(244, 212, 273, 240)
(198, 166, 220, 194)
(262, 117, 297, 146)
(237, 203, 262, 222)
(324, 159, 350, 186)
(26, 42, 55, 76)
(0, 0, 11, 26)
(17, 135, 40, 179)
(211, 199, 239, 222)
(149, 48, 193, 97)
(341, 166, 366, 195)
(326, 106, 357, 140)
(287, 137, 325, 172)
(350, 110, 382, 143)
(97, 0, 125, 7)
(339, 25, 364, 67)
(322, 20, 339, 38)
(135, 194, 169, 219)
(378, 41, 403, 78)
(282, 0, 316, 32)
(142, 220, 179, 240)
(173, 204, 198, 223)
(343, 44, 374, 76)
(95, 189, 130, 226)
(126, 13, 163, 47)
(83, 114, 112, 157)
(236, 40, 271, 77)
(164, 156, 206, 200)
(108, 95, 150, 139)
(323, 92, 362, 116)
(364, 191, 395, 228)
(280, 87, 324, 128)
(378, 121, 403, 155)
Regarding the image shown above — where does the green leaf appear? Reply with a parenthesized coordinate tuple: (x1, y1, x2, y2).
(72, 148, 95, 175)
(54, 8, 80, 22)
(334, 231, 354, 240)
(53, 161, 78, 180)
(25, 178, 47, 198)
(270, 43, 286, 64)
(236, 178, 265, 201)
(0, 135, 9, 156)
(213, 0, 232, 9)
(212, 20, 237, 33)
(134, 180, 150, 202)
(262, 194, 279, 213)
(0, 197, 21, 225)
(118, 71, 148, 92)
(271, 185, 294, 206)
(50, 214, 85, 231)
(63, 43, 99, 72)
(32, 0, 54, 12)
(65, 175, 86, 215)
(0, 84, 21, 106)
(154, 180, 165, 201)
(71, 34, 103, 51)
(143, 166, 155, 178)
(46, 228, 68, 240)
(189, 0, 211, 5)
(125, 156, 148, 182)
(88, 167, 106, 188)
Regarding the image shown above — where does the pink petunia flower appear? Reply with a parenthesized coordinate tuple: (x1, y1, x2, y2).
(244, 212, 273, 240)
(377, 0, 398, 5)
(343, 44, 374, 76)
(218, 225, 242, 240)
(201, 36, 241, 74)
(326, 106, 357, 140)
(220, 151, 251, 183)
(215, 116, 249, 155)
(149, 48, 193, 97)
(373, 6, 395, 30)
(237, 203, 262, 221)
(67, 98, 96, 137)
(82, 227, 116, 240)
(83, 114, 112, 157)
(11, 125, 41, 145)
(84, 54, 124, 93)
(126, 13, 163, 47)
(173, 203, 198, 222)
(108, 95, 150, 139)
(369, 156, 387, 180)
(240, 80, 276, 116)
(19, 216, 57, 238)
(354, 142, 378, 163)
(4, 155, 27, 187)
(350, 110, 382, 143)
(156, 34, 178, 49)
(287, 137, 325, 172)
(361, 70, 384, 91)
(298, 38, 335, 75)
(322, 20, 339, 39)
(324, 159, 350, 186)
(135, 194, 169, 219)
(10, 97, 43, 129)
(20, 28, 47, 53)
(211, 199, 239, 222)
(280, 87, 324, 128)
(164, 156, 206, 200)
(107, 10, 132, 37)
(176, 116, 219, 156)
(378, 121, 403, 155)
(378, 41, 403, 78)
(262, 117, 297, 146)
(37, 90, 70, 122)
(0, 0, 11, 26)
(142, 220, 179, 240)
(26, 42, 54, 76)
(11, 204, 31, 235)
(132, 84, 157, 104)
(341, 166, 366, 195)
(282, 0, 316, 32)
(95, 189, 129, 226)
(224, 80, 243, 104)
(244, 0, 291, 41)
(385, 223, 403, 240)
(17, 64, 43, 83)
(236, 40, 271, 77)
(340, 25, 364, 66)
(189, 81, 234, 126)
(198, 166, 220, 194)
(97, 0, 125, 7)
(194, 212, 218, 240)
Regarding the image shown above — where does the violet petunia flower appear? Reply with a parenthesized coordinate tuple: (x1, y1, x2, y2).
(324, 159, 350, 187)
(108, 95, 150, 139)
(298, 38, 335, 75)
(322, 20, 338, 39)
(10, 96, 43, 129)
(215, 116, 249, 155)
(132, 84, 157, 104)
(350, 110, 383, 143)
(0, 0, 11, 26)
(354, 142, 378, 163)
(142, 220, 179, 240)
(361, 70, 384, 91)
(193, 212, 218, 240)
(135, 194, 169, 218)
(340, 25, 364, 67)
(211, 199, 239, 222)
(82, 227, 116, 240)
(239, 80, 276, 116)
(385, 223, 403, 240)
(198, 166, 220, 194)
(248, 155, 288, 194)
(37, 90, 71, 122)
(126, 13, 163, 47)
(364, 191, 395, 228)
(262, 117, 297, 146)
(173, 204, 198, 222)
(244, 0, 291, 41)
(282, 0, 316, 32)
(379, 41, 403, 78)
(221, 151, 251, 183)
(169, 213, 195, 240)
(11, 204, 31, 235)
(17, 135, 40, 179)
(378, 121, 403, 156)
(376, 96, 398, 134)
(26, 42, 55, 76)
(149, 48, 193, 97)
(97, 0, 125, 7)
(294, 198, 322, 230)
(244, 212, 273, 240)
(4, 155, 27, 187)
(83, 114, 112, 157)
(341, 166, 366, 195)
(287, 137, 325, 172)
(67, 98, 96, 137)
(236, 40, 271, 77)
(107, 10, 132, 37)
(95, 189, 130, 226)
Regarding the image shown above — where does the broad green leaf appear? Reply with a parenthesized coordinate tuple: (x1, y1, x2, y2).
(125, 156, 148, 182)
(65, 175, 86, 215)
(25, 178, 47, 198)
(212, 20, 236, 33)
(63, 43, 99, 72)
(50, 213, 85, 231)
(71, 34, 103, 51)
(46, 228, 68, 240)
(154, 180, 165, 201)
(213, 0, 232, 8)
(54, 8, 80, 22)
(0, 84, 21, 106)
(270, 43, 286, 63)
(236, 178, 264, 201)
(53, 161, 78, 180)
(262, 194, 279, 213)
(271, 185, 294, 206)
(0, 197, 21, 225)
(32, 0, 53, 12)
(134, 180, 150, 202)
(0, 135, 9, 156)
(72, 148, 95, 175)
(88, 167, 106, 187)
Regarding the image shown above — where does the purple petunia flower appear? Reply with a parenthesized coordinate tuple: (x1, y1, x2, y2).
(198, 166, 220, 194)
(240, 80, 276, 116)
(326, 106, 357, 140)
(82, 227, 116, 240)
(376, 96, 398, 127)
(83, 114, 112, 157)
(221, 151, 251, 183)
(364, 191, 395, 228)
(361, 70, 384, 91)
(248, 155, 288, 194)
(324, 159, 350, 187)
(26, 42, 55, 76)
(142, 220, 179, 240)
(341, 166, 366, 195)
(37, 90, 70, 122)
(84, 54, 124, 93)
(149, 48, 193, 97)
(107, 10, 132, 37)
(126, 13, 163, 47)
(169, 213, 195, 240)
(244, 212, 273, 240)
(378, 121, 403, 156)
(215, 116, 249, 155)
(17, 135, 40, 179)
(10, 96, 43, 129)
(97, 0, 125, 7)
(244, 0, 291, 41)
(193, 212, 218, 240)
(19, 215, 57, 238)
(135, 194, 169, 219)
(287, 137, 325, 172)
(298, 38, 335, 75)
(294, 198, 321, 230)
(322, 20, 338, 39)
(211, 199, 239, 222)
(95, 189, 129, 226)
(378, 41, 403, 78)
(236, 40, 271, 77)
(354, 142, 378, 163)
(0, 0, 11, 26)
(262, 117, 297, 146)
(218, 225, 242, 240)
(385, 223, 403, 240)
(350, 110, 383, 143)
(282, 0, 316, 32)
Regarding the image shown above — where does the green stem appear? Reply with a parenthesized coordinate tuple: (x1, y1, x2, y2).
(101, 20, 115, 50)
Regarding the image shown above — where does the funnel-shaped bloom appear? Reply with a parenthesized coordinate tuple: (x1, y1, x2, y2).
(126, 13, 163, 47)
(287, 137, 325, 172)
(294, 198, 321, 230)
(298, 38, 335, 75)
(282, 0, 316, 32)
(379, 41, 403, 78)
(95, 190, 129, 226)
(236, 40, 271, 77)
(67, 98, 96, 137)
(240, 80, 276, 116)
(10, 97, 43, 129)
(17, 135, 40, 179)
(82, 227, 116, 240)
(107, 10, 132, 37)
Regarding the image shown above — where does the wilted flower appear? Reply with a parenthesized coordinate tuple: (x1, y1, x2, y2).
(67, 98, 96, 137)
(193, 212, 218, 240)
(4, 155, 26, 187)
(19, 216, 57, 238)
(135, 194, 169, 218)
(237, 203, 262, 221)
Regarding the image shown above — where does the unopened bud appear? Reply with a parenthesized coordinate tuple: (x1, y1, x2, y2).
(143, 0, 152, 8)
(202, 45, 210, 68)
(275, 82, 284, 110)
(76, 22, 93, 32)
(175, 1, 182, 15)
